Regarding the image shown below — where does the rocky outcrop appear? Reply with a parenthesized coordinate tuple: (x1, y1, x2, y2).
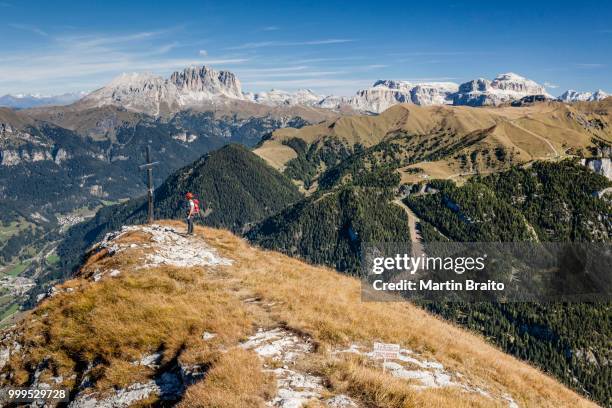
(170, 65, 244, 101)
(511, 94, 555, 106)
(1, 122, 14, 134)
(0, 147, 71, 166)
(581, 157, 612, 180)
(69, 373, 184, 408)
(0, 148, 56, 166)
(0, 150, 22, 166)
(54, 148, 70, 164)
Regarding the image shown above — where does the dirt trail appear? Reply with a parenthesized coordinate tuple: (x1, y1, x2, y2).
(393, 198, 425, 257)
(507, 120, 560, 158)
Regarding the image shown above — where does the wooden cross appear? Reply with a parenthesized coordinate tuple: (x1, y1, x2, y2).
(139, 145, 159, 224)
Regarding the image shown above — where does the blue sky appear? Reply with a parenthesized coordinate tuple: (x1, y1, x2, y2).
(0, 0, 610, 96)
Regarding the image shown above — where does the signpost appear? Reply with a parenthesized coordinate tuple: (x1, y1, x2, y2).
(138, 146, 159, 224)
(373, 342, 400, 373)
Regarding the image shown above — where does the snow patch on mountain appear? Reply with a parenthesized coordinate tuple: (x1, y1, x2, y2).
(452, 73, 550, 107)
(559, 89, 609, 102)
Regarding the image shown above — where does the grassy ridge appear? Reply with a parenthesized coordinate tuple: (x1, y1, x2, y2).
(0, 221, 596, 407)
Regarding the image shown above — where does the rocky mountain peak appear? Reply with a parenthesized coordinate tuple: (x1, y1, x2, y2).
(453, 73, 549, 106)
(169, 65, 243, 99)
(491, 72, 546, 94)
(80, 65, 246, 115)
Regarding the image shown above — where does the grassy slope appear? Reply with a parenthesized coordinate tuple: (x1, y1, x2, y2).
(0, 221, 597, 407)
(254, 101, 612, 185)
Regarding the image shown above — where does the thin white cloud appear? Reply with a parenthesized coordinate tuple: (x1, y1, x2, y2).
(262, 26, 280, 31)
(239, 70, 347, 79)
(199, 49, 208, 56)
(575, 63, 604, 68)
(235, 66, 309, 74)
(243, 78, 371, 88)
(240, 78, 374, 96)
(544, 81, 559, 89)
(56, 30, 168, 48)
(9, 23, 48, 36)
(151, 43, 179, 55)
(399, 77, 457, 81)
(227, 39, 354, 50)
(0, 28, 249, 94)
(292, 56, 366, 64)
(388, 51, 491, 57)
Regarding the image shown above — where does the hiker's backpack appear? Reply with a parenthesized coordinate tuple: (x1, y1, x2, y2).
(192, 199, 201, 214)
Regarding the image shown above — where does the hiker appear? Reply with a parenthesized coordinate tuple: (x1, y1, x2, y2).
(185, 192, 200, 235)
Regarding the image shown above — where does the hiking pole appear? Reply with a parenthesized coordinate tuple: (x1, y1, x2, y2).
(139, 145, 159, 224)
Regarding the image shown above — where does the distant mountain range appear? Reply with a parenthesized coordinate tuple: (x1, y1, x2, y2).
(0, 92, 88, 109)
(3, 66, 608, 113)
(558, 89, 609, 102)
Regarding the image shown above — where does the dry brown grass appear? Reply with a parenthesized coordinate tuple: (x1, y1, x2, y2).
(195, 221, 597, 408)
(324, 356, 498, 408)
(0, 220, 600, 407)
(5, 233, 253, 393)
(178, 348, 275, 408)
